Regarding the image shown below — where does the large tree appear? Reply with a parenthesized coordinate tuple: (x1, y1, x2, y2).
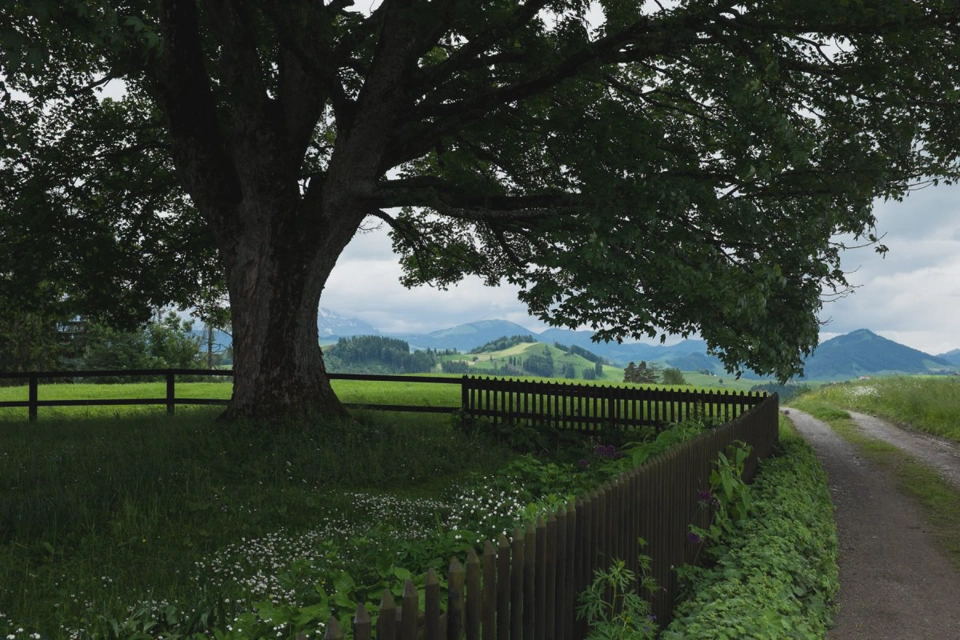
(2, 0, 959, 420)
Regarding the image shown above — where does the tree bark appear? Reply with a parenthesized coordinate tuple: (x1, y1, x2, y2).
(216, 194, 365, 422)
(147, 0, 414, 423)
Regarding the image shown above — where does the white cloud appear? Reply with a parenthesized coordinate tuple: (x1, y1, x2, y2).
(818, 183, 960, 354)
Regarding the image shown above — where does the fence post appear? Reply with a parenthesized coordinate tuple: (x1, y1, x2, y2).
(166, 370, 176, 416)
(29, 374, 38, 422)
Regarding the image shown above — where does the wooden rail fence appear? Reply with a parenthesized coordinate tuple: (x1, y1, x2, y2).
(323, 393, 780, 638)
(0, 370, 765, 427)
(0, 369, 462, 421)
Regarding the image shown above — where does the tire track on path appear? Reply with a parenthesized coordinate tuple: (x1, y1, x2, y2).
(845, 410, 960, 491)
(784, 408, 960, 639)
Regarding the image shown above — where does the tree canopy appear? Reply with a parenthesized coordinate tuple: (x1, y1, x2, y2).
(2, 0, 960, 419)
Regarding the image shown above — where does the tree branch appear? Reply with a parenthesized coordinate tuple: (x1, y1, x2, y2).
(146, 0, 241, 220)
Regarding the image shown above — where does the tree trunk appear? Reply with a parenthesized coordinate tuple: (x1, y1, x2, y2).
(216, 196, 364, 423)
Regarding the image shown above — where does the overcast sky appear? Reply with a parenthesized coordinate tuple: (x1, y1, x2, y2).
(322, 184, 960, 356)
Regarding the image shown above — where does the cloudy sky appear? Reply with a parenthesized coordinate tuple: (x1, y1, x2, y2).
(322, 184, 960, 356)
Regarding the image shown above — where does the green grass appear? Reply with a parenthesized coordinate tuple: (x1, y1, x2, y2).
(0, 374, 760, 423)
(0, 409, 513, 636)
(679, 372, 759, 392)
(792, 390, 960, 571)
(0, 379, 463, 422)
(796, 376, 960, 444)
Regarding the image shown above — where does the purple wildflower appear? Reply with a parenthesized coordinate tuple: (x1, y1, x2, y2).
(593, 444, 625, 460)
(686, 531, 703, 545)
(578, 458, 589, 467)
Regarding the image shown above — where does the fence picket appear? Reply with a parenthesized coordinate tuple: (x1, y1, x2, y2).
(402, 580, 419, 640)
(511, 528, 524, 640)
(324, 617, 344, 640)
(523, 521, 536, 640)
(467, 549, 481, 640)
(497, 535, 511, 640)
(449, 558, 465, 640)
(544, 514, 557, 640)
(426, 569, 441, 640)
(378, 590, 397, 640)
(354, 604, 372, 640)
(483, 542, 496, 640)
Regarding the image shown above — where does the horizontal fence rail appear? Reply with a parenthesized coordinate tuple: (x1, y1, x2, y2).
(320, 394, 781, 639)
(463, 376, 765, 432)
(0, 371, 767, 431)
(0, 369, 462, 421)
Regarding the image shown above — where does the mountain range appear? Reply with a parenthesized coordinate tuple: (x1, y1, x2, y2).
(197, 310, 959, 381)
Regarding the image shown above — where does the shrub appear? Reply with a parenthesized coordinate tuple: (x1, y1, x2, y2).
(663, 431, 839, 639)
(661, 367, 686, 385)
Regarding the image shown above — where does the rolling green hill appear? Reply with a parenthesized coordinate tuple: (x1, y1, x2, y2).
(439, 342, 622, 381)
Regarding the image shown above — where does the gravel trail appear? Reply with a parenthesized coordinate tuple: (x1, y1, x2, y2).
(844, 410, 960, 491)
(784, 408, 960, 639)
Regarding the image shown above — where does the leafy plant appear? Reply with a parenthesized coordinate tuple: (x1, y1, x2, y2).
(684, 441, 752, 569)
(577, 545, 659, 640)
(665, 427, 839, 639)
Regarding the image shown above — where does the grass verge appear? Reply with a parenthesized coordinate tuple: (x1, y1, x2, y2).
(792, 395, 960, 570)
(662, 417, 840, 639)
(797, 377, 960, 444)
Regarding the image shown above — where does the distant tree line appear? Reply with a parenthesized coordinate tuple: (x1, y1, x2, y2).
(553, 342, 605, 364)
(470, 334, 537, 354)
(622, 361, 687, 385)
(0, 310, 208, 384)
(323, 336, 443, 374)
(623, 361, 659, 384)
(749, 382, 811, 402)
(441, 360, 471, 374)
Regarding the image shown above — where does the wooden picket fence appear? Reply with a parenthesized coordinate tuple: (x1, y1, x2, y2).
(462, 376, 765, 431)
(324, 393, 781, 639)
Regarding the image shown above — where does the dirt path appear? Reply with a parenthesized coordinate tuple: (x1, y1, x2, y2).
(784, 408, 960, 639)
(845, 410, 960, 490)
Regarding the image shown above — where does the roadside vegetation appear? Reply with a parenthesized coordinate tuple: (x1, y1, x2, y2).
(797, 376, 960, 444)
(792, 379, 960, 571)
(664, 418, 839, 638)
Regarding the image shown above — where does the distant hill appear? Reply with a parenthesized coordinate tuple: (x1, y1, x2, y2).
(801, 329, 956, 380)
(937, 349, 960, 367)
(394, 320, 535, 352)
(197, 309, 960, 382)
(439, 341, 615, 380)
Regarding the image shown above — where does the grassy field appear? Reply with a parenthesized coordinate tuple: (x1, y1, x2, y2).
(0, 407, 515, 637)
(0, 371, 770, 636)
(794, 376, 960, 444)
(0, 373, 757, 423)
(792, 379, 960, 571)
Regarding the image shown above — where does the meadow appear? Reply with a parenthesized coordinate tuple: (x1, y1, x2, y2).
(0, 406, 518, 637)
(794, 376, 960, 444)
(0, 372, 767, 637)
(0, 373, 760, 424)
